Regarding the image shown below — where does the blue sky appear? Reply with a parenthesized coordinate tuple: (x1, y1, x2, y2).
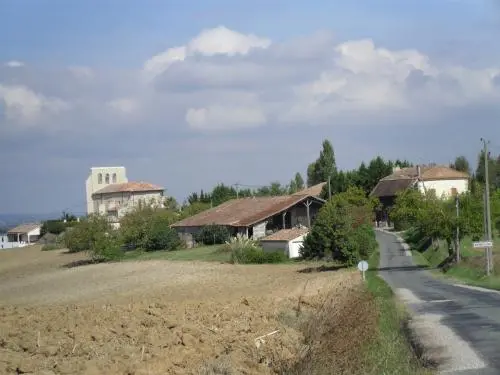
(1, 0, 500, 215)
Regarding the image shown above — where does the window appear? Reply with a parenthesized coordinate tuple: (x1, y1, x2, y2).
(451, 187, 458, 196)
(112, 173, 117, 183)
(98, 173, 103, 184)
(105, 173, 110, 184)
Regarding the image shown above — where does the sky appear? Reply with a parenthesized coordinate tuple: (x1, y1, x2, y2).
(1, 0, 500, 215)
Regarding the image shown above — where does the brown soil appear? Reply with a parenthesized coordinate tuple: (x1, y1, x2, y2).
(0, 246, 364, 375)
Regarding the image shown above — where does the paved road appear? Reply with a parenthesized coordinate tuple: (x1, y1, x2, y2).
(377, 230, 500, 375)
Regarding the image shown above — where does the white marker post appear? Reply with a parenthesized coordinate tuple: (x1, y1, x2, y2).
(358, 260, 369, 281)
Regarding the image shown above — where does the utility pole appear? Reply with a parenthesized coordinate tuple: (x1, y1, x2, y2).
(481, 138, 493, 275)
(455, 194, 460, 263)
(234, 183, 240, 199)
(328, 176, 332, 199)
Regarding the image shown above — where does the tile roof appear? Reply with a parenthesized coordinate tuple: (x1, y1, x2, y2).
(292, 182, 326, 197)
(7, 223, 41, 234)
(370, 178, 416, 198)
(172, 194, 324, 228)
(92, 181, 164, 195)
(260, 227, 309, 242)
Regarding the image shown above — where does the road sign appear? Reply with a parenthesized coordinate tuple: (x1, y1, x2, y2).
(358, 260, 369, 281)
(358, 260, 369, 272)
(473, 241, 493, 248)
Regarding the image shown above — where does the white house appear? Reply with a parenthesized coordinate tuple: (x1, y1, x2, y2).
(4, 223, 42, 248)
(85, 166, 166, 228)
(260, 227, 309, 259)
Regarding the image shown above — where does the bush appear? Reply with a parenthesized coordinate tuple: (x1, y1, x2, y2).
(195, 224, 231, 245)
(89, 231, 123, 262)
(142, 214, 181, 251)
(64, 215, 112, 254)
(120, 207, 179, 251)
(223, 234, 287, 264)
(41, 220, 67, 236)
(301, 187, 377, 265)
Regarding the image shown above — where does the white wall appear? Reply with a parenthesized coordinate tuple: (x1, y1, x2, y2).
(86, 166, 128, 215)
(261, 234, 307, 258)
(93, 190, 164, 218)
(416, 179, 468, 199)
(252, 221, 267, 240)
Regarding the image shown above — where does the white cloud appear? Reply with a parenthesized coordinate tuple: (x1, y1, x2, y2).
(0, 84, 69, 124)
(185, 105, 267, 130)
(1, 26, 500, 133)
(4, 60, 24, 68)
(142, 25, 271, 79)
(107, 97, 140, 114)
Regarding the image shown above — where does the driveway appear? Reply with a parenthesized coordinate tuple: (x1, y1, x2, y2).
(377, 230, 500, 375)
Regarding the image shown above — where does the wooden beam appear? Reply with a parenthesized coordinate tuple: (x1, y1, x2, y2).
(282, 212, 287, 229)
(303, 199, 312, 228)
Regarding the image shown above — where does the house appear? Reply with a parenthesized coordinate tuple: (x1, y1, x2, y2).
(85, 166, 165, 228)
(260, 227, 309, 258)
(171, 193, 325, 247)
(370, 165, 470, 225)
(4, 223, 42, 248)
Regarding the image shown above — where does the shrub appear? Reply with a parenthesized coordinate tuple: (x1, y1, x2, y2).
(195, 224, 231, 245)
(40, 220, 66, 236)
(223, 234, 287, 264)
(301, 187, 377, 265)
(142, 214, 181, 251)
(89, 231, 123, 262)
(64, 215, 112, 253)
(120, 207, 178, 250)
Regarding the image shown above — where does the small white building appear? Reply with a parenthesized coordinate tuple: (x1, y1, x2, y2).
(3, 223, 42, 249)
(260, 227, 309, 259)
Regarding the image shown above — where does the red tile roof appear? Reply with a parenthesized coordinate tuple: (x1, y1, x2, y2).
(292, 182, 326, 197)
(260, 227, 309, 241)
(93, 181, 164, 195)
(172, 194, 324, 228)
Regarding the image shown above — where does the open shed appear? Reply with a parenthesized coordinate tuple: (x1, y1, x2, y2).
(260, 227, 309, 259)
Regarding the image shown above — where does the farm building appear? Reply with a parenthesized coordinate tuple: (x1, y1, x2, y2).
(171, 193, 324, 247)
(370, 164, 469, 226)
(260, 227, 309, 259)
(5, 223, 42, 248)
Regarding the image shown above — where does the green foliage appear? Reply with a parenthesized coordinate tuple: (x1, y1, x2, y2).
(451, 156, 470, 174)
(40, 220, 66, 236)
(307, 140, 337, 187)
(220, 234, 286, 264)
(141, 214, 181, 251)
(120, 207, 180, 251)
(64, 215, 113, 254)
(89, 230, 123, 262)
(194, 224, 231, 245)
(301, 187, 377, 265)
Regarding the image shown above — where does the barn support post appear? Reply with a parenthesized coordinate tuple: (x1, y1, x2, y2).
(304, 200, 312, 228)
(282, 212, 287, 229)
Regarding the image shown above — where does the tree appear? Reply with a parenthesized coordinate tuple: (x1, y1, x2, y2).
(307, 140, 337, 187)
(294, 172, 305, 191)
(451, 156, 470, 174)
(141, 214, 181, 251)
(194, 224, 231, 245)
(301, 187, 377, 264)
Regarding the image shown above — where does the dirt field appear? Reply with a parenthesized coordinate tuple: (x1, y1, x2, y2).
(0, 246, 363, 375)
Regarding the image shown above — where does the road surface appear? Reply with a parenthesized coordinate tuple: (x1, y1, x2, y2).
(377, 230, 500, 375)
